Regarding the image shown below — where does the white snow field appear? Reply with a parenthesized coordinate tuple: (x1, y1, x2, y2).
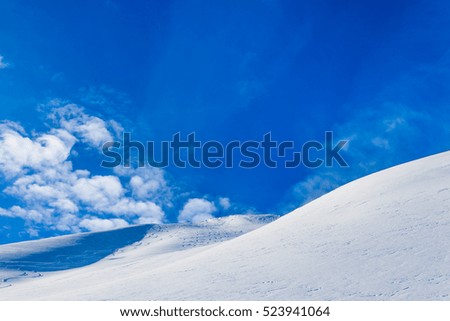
(0, 151, 450, 300)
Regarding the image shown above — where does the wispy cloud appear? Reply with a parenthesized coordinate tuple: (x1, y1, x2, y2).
(283, 102, 446, 211)
(218, 197, 231, 210)
(78, 85, 131, 111)
(0, 55, 9, 69)
(47, 101, 115, 149)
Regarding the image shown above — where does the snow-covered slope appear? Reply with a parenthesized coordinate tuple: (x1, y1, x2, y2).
(0, 214, 278, 295)
(1, 151, 450, 300)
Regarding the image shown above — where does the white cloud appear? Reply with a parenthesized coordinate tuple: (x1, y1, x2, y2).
(109, 119, 124, 138)
(129, 171, 164, 199)
(50, 198, 78, 213)
(0, 122, 76, 177)
(79, 217, 129, 232)
(0, 55, 9, 69)
(178, 198, 217, 224)
(114, 166, 172, 205)
(54, 213, 80, 232)
(108, 198, 164, 222)
(49, 103, 114, 148)
(371, 136, 390, 149)
(0, 102, 170, 236)
(130, 175, 159, 197)
(72, 175, 124, 209)
(0, 205, 50, 225)
(291, 173, 343, 206)
(218, 197, 231, 210)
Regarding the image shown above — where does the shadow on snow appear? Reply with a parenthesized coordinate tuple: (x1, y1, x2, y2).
(0, 225, 151, 272)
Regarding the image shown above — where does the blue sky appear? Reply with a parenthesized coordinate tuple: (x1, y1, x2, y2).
(0, 0, 449, 243)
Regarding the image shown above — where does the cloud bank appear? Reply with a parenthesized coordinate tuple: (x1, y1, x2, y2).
(0, 101, 234, 238)
(0, 102, 168, 233)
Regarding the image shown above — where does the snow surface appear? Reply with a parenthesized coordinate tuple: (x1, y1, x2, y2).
(1, 151, 450, 300)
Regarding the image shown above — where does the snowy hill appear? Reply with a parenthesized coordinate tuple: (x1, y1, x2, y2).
(0, 214, 278, 295)
(1, 151, 450, 300)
